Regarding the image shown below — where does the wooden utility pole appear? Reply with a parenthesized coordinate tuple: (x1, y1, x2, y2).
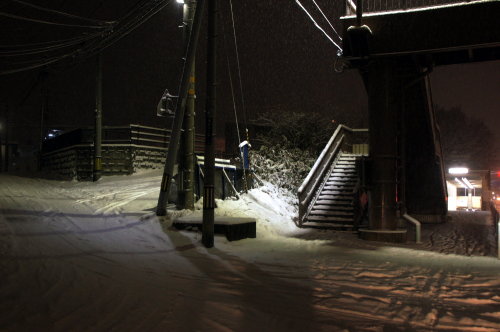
(202, 0, 218, 248)
(156, 0, 205, 216)
(93, 53, 103, 182)
(178, 0, 196, 210)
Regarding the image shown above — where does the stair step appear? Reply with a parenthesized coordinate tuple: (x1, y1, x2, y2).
(331, 168, 356, 173)
(335, 165, 356, 169)
(312, 204, 354, 211)
(301, 221, 355, 230)
(330, 173, 356, 177)
(323, 185, 354, 191)
(327, 180, 357, 185)
(306, 215, 353, 223)
(321, 190, 353, 196)
(309, 209, 354, 217)
(317, 193, 352, 199)
(315, 199, 352, 205)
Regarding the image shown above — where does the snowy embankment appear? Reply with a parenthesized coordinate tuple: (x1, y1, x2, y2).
(0, 171, 499, 332)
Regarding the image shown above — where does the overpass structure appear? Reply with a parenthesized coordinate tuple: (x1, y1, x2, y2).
(338, 0, 499, 241)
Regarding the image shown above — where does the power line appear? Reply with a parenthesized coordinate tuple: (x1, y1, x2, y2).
(9, 0, 115, 25)
(228, 0, 247, 129)
(311, 0, 342, 41)
(295, 0, 342, 52)
(0, 34, 103, 49)
(0, 0, 172, 75)
(0, 11, 108, 28)
(220, 8, 241, 146)
(0, 33, 102, 56)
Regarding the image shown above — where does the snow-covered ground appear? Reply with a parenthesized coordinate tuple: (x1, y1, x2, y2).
(0, 171, 499, 331)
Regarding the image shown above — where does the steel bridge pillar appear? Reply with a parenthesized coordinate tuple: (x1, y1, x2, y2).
(359, 59, 407, 243)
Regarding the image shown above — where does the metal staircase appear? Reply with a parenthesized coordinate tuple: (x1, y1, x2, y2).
(305, 153, 362, 228)
(298, 125, 368, 230)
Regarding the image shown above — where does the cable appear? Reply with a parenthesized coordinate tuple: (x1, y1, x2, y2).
(9, 0, 115, 25)
(0, 52, 75, 75)
(0, 33, 102, 56)
(0, 34, 103, 49)
(80, 0, 171, 59)
(295, 0, 342, 52)
(0, 11, 107, 28)
(228, 0, 248, 131)
(0, 0, 172, 75)
(220, 9, 241, 146)
(311, 0, 342, 41)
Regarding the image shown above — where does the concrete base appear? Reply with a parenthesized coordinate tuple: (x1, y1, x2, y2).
(359, 229, 407, 243)
(173, 216, 256, 241)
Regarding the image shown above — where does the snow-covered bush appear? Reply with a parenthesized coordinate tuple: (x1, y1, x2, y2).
(251, 111, 334, 193)
(252, 145, 315, 193)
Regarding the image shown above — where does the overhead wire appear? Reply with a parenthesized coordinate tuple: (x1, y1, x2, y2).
(0, 34, 104, 49)
(78, 0, 171, 59)
(220, 7, 241, 146)
(0, 0, 172, 75)
(311, 0, 342, 41)
(295, 0, 342, 52)
(228, 0, 248, 131)
(8, 0, 116, 25)
(0, 33, 103, 56)
(0, 11, 109, 29)
(227, 0, 250, 192)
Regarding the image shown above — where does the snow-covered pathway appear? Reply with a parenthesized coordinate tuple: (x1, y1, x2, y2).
(0, 173, 499, 331)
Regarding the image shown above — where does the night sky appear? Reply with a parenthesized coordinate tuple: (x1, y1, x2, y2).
(0, 0, 498, 165)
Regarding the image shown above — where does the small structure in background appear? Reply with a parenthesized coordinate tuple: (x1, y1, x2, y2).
(446, 167, 491, 212)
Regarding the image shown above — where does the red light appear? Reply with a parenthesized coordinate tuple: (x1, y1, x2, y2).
(497, 171, 500, 177)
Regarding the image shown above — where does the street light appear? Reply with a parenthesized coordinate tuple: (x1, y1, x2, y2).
(176, 0, 185, 3)
(449, 167, 469, 175)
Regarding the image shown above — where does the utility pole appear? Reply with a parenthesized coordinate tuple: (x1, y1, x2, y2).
(178, 0, 196, 210)
(94, 53, 103, 182)
(0, 104, 3, 172)
(4, 103, 7, 172)
(39, 71, 48, 170)
(156, 0, 205, 216)
(202, 0, 218, 248)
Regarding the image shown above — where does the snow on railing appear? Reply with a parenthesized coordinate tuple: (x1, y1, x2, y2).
(345, 0, 482, 15)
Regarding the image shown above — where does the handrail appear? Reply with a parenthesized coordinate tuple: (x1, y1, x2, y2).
(344, 0, 482, 15)
(403, 213, 422, 244)
(298, 124, 368, 224)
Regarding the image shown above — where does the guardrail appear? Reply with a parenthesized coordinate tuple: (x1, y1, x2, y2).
(345, 0, 481, 15)
(298, 125, 368, 224)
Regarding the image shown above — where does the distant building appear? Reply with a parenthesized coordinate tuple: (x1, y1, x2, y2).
(446, 167, 491, 211)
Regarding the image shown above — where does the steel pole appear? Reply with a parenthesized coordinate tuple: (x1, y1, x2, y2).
(93, 53, 103, 182)
(202, 0, 217, 248)
(156, 0, 206, 216)
(356, 0, 363, 26)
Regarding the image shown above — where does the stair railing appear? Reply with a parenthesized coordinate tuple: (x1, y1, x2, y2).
(298, 125, 368, 225)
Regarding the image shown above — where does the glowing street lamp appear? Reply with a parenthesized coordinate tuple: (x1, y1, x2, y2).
(449, 167, 469, 175)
